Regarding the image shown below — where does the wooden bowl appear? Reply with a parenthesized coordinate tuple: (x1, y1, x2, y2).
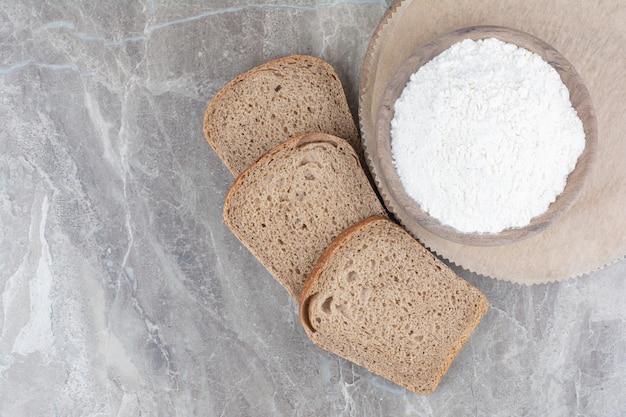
(373, 26, 597, 246)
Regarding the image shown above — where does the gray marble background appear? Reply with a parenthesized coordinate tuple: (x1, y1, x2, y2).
(1, 1, 625, 416)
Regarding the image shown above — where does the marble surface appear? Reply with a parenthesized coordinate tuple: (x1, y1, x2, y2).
(1, 1, 625, 416)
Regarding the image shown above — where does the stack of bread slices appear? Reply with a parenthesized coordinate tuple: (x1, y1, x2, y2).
(203, 54, 489, 395)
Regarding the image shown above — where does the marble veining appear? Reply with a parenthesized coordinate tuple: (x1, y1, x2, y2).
(0, 1, 625, 416)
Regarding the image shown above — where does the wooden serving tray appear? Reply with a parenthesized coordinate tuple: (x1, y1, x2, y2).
(359, 0, 626, 284)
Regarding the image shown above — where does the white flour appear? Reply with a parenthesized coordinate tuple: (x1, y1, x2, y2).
(391, 38, 586, 234)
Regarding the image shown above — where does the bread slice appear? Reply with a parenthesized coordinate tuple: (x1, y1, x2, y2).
(204, 54, 361, 177)
(223, 133, 386, 300)
(299, 216, 489, 395)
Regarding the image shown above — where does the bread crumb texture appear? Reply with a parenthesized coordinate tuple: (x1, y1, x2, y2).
(204, 55, 360, 176)
(300, 217, 489, 394)
(224, 134, 385, 300)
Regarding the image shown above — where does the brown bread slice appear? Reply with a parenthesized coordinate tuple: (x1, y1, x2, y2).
(223, 133, 386, 300)
(299, 216, 489, 395)
(204, 54, 361, 177)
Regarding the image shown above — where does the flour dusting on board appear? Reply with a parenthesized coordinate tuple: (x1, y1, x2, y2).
(391, 38, 585, 234)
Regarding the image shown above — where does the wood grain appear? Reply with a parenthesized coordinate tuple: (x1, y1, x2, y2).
(359, 0, 626, 283)
(373, 26, 597, 246)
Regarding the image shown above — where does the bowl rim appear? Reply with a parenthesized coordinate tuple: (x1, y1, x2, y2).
(372, 25, 598, 246)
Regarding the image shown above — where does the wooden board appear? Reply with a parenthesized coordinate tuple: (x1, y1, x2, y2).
(359, 0, 626, 284)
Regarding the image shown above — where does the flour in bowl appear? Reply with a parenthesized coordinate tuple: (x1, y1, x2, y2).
(391, 37, 585, 234)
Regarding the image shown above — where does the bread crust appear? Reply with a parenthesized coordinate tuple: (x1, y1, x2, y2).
(299, 215, 389, 314)
(223, 133, 385, 300)
(299, 216, 489, 395)
(224, 132, 354, 222)
(204, 54, 359, 176)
